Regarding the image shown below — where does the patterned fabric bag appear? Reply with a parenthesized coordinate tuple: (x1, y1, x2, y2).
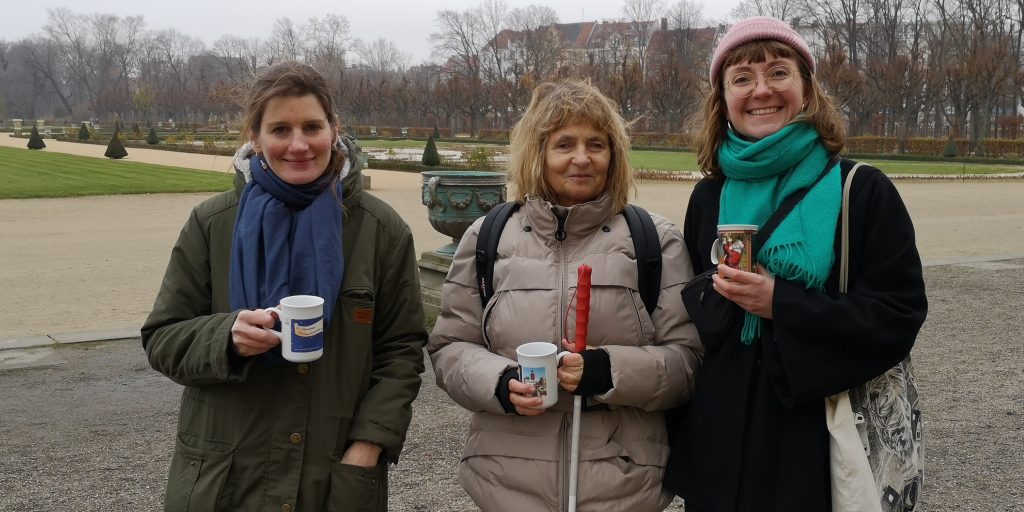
(826, 163, 924, 512)
(848, 356, 924, 511)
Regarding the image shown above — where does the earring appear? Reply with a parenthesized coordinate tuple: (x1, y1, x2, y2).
(258, 154, 269, 170)
(802, 103, 808, 111)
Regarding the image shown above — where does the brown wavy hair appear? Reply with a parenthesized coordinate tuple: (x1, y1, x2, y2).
(693, 40, 846, 176)
(508, 79, 633, 212)
(241, 61, 345, 181)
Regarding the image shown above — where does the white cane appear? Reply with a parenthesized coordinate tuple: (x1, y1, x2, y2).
(568, 264, 592, 512)
(568, 395, 582, 512)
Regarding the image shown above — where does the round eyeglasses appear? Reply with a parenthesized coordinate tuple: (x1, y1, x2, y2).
(725, 66, 797, 98)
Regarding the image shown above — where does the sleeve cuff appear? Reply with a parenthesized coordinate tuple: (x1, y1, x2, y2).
(495, 367, 519, 414)
(574, 349, 613, 397)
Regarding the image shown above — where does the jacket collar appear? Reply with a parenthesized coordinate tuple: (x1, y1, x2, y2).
(521, 193, 614, 240)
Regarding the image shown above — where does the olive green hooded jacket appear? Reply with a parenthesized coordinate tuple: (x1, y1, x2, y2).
(142, 138, 426, 511)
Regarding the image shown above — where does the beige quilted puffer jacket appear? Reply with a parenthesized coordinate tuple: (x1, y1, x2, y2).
(428, 194, 703, 512)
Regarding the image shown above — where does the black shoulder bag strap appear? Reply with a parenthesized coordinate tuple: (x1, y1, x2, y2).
(622, 204, 661, 316)
(753, 154, 841, 250)
(475, 201, 520, 309)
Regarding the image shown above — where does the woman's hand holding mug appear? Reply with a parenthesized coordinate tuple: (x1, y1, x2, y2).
(230, 309, 281, 357)
(508, 378, 547, 416)
(713, 264, 776, 319)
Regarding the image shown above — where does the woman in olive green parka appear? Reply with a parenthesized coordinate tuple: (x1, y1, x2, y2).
(142, 62, 426, 512)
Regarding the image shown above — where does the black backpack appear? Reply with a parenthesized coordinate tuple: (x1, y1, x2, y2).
(474, 202, 662, 316)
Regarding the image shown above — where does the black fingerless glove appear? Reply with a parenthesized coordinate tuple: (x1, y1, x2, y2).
(495, 367, 519, 414)
(573, 349, 613, 397)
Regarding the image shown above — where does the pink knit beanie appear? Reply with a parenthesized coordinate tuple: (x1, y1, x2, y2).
(709, 16, 814, 86)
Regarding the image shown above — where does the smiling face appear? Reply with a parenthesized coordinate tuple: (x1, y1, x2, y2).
(543, 122, 611, 207)
(252, 94, 335, 185)
(723, 55, 807, 140)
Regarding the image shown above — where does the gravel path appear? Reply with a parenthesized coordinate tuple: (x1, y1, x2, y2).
(1, 259, 1021, 511)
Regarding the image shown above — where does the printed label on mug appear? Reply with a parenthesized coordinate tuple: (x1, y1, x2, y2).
(519, 366, 549, 399)
(714, 224, 758, 273)
(290, 317, 324, 353)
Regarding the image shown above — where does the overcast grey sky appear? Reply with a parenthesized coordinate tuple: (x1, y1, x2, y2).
(1, 0, 741, 64)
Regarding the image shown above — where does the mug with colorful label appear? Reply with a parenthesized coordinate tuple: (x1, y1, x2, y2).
(515, 341, 570, 409)
(265, 295, 325, 363)
(711, 224, 758, 273)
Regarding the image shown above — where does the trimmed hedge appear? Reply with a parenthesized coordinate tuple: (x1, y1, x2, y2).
(847, 135, 1024, 158)
(104, 130, 128, 159)
(422, 135, 441, 166)
(27, 126, 46, 149)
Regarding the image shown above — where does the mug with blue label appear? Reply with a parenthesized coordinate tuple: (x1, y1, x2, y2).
(266, 295, 324, 363)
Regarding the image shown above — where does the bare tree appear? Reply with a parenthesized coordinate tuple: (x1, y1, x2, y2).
(139, 28, 206, 121)
(18, 38, 75, 116)
(355, 38, 411, 72)
(621, 0, 668, 73)
(507, 5, 563, 82)
(305, 14, 351, 68)
(432, 7, 488, 135)
(731, 0, 807, 21)
(270, 18, 303, 61)
(211, 35, 265, 83)
(645, 0, 710, 132)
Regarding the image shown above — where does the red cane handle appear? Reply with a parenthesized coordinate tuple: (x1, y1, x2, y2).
(574, 264, 592, 353)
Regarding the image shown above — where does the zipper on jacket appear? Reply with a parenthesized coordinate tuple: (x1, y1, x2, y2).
(555, 209, 569, 347)
(555, 214, 567, 241)
(555, 207, 571, 512)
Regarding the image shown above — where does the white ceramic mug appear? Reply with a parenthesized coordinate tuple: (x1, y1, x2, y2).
(515, 342, 571, 409)
(711, 224, 758, 272)
(265, 295, 325, 363)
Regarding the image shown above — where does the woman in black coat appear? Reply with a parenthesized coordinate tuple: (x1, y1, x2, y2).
(663, 17, 927, 511)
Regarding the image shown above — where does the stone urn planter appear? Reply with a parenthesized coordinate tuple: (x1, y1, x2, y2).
(418, 170, 506, 321)
(421, 170, 507, 255)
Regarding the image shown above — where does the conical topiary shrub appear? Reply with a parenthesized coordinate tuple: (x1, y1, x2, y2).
(105, 129, 128, 159)
(422, 134, 441, 166)
(147, 126, 160, 145)
(132, 122, 142, 138)
(942, 134, 958, 158)
(27, 126, 46, 150)
(78, 122, 90, 140)
(432, 125, 441, 140)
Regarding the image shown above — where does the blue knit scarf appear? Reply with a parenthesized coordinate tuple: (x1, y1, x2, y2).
(718, 122, 840, 344)
(230, 155, 344, 348)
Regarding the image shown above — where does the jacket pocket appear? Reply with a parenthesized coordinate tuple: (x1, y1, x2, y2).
(165, 435, 234, 512)
(327, 458, 387, 512)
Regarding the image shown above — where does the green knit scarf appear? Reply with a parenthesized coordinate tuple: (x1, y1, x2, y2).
(718, 122, 841, 345)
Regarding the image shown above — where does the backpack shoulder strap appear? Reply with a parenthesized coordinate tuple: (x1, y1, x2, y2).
(622, 205, 661, 316)
(475, 201, 519, 309)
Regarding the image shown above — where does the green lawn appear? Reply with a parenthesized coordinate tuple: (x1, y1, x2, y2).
(360, 139, 1022, 175)
(0, 146, 234, 199)
(357, 139, 427, 149)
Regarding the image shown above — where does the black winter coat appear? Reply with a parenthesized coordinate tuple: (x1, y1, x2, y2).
(663, 160, 928, 512)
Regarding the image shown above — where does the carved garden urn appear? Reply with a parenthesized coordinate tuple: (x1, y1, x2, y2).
(421, 170, 507, 255)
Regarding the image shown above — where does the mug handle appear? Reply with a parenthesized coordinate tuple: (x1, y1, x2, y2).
(710, 237, 724, 265)
(263, 306, 283, 339)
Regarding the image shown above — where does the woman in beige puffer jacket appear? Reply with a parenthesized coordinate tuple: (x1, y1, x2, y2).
(427, 79, 703, 512)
